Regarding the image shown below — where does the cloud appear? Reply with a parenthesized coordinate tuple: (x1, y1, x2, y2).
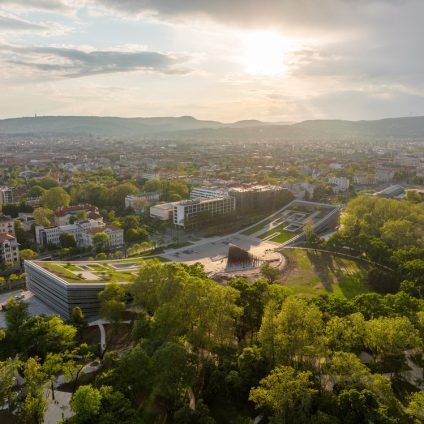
(0, 11, 49, 31)
(93, 0, 398, 32)
(1, 0, 73, 13)
(0, 45, 190, 78)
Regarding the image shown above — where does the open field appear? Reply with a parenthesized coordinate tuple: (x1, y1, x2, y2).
(280, 248, 370, 298)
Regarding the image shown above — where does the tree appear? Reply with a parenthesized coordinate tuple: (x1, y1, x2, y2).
(20, 315, 77, 359)
(406, 392, 424, 423)
(30, 176, 59, 190)
(363, 316, 421, 361)
(230, 278, 269, 341)
(27, 185, 46, 198)
(20, 249, 37, 261)
(98, 281, 126, 324)
(108, 182, 138, 207)
(260, 296, 324, 365)
(249, 365, 317, 424)
(405, 189, 422, 203)
(20, 357, 47, 424)
(40, 186, 70, 210)
(151, 342, 196, 410)
(260, 263, 279, 283)
(325, 313, 365, 352)
(92, 232, 110, 252)
(33, 207, 54, 227)
(42, 352, 65, 401)
(325, 351, 400, 412)
(5, 297, 29, 340)
(70, 384, 102, 423)
(0, 358, 19, 413)
(337, 388, 392, 424)
(69, 306, 86, 333)
(60, 232, 77, 248)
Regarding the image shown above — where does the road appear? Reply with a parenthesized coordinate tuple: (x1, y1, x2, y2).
(0, 289, 56, 328)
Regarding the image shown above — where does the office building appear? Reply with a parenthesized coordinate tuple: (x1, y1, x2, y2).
(190, 186, 228, 200)
(173, 196, 236, 228)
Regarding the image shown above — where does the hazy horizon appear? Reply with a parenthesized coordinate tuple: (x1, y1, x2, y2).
(2, 1, 424, 122)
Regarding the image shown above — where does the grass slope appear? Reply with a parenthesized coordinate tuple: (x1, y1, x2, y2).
(281, 248, 370, 298)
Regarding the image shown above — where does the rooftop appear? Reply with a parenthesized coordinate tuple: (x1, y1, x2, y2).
(29, 256, 167, 285)
(0, 233, 16, 242)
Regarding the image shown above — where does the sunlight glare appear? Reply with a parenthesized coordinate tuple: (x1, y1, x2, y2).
(242, 30, 287, 76)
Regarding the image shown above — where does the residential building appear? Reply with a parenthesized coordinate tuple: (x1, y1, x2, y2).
(0, 214, 15, 235)
(376, 168, 395, 183)
(0, 186, 13, 204)
(173, 196, 236, 228)
(18, 213, 35, 231)
(190, 186, 228, 200)
(328, 177, 350, 192)
(85, 225, 124, 248)
(353, 173, 377, 185)
(54, 204, 102, 226)
(35, 219, 123, 249)
(0, 233, 20, 268)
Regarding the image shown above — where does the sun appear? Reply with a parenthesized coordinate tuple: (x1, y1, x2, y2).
(242, 30, 287, 76)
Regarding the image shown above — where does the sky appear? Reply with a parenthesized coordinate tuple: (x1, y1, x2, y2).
(1, 0, 424, 122)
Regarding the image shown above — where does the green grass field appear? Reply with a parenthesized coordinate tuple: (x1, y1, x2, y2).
(281, 248, 370, 298)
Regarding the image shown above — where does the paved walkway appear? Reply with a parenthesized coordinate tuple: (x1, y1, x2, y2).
(44, 389, 73, 424)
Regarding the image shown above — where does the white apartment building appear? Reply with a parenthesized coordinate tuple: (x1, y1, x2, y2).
(0, 233, 20, 267)
(190, 186, 229, 200)
(0, 214, 15, 235)
(173, 196, 236, 228)
(0, 186, 13, 205)
(328, 177, 350, 192)
(35, 219, 123, 249)
(85, 225, 124, 248)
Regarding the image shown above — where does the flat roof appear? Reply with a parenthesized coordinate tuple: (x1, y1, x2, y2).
(28, 257, 165, 285)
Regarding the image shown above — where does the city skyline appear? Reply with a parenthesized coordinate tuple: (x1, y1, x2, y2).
(1, 0, 424, 122)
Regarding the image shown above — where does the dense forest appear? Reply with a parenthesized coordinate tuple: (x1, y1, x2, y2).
(1, 196, 424, 423)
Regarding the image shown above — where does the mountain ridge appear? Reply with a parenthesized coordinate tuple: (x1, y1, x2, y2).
(1, 115, 424, 140)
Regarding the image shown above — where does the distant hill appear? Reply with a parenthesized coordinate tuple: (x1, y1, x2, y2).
(1, 115, 424, 140)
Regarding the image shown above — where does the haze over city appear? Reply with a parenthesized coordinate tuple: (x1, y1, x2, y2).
(2, 0, 424, 121)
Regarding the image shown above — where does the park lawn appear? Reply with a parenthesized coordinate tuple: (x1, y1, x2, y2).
(281, 248, 370, 298)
